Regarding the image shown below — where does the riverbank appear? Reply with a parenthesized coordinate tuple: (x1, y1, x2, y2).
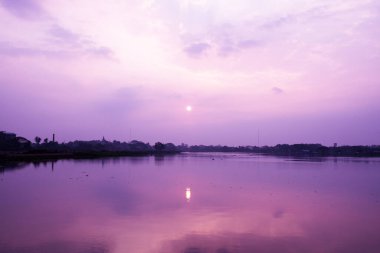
(0, 150, 180, 162)
(2, 149, 380, 163)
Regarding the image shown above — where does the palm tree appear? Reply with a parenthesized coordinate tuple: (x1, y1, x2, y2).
(34, 136, 41, 145)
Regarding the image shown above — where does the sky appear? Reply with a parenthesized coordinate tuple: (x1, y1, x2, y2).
(0, 0, 379, 146)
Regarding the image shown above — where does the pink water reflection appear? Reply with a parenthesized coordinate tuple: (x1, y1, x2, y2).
(0, 154, 380, 253)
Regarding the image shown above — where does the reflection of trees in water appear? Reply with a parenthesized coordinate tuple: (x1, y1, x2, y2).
(71, 156, 151, 168)
(0, 160, 59, 173)
(0, 156, 156, 173)
(0, 240, 110, 253)
(154, 154, 176, 166)
(0, 161, 30, 173)
(159, 231, 380, 253)
(32, 161, 57, 172)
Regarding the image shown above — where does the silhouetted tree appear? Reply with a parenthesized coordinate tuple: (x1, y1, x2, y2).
(34, 136, 41, 145)
(154, 142, 165, 151)
(43, 138, 48, 144)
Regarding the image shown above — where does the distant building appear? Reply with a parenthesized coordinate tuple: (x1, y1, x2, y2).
(0, 131, 31, 151)
(0, 131, 17, 141)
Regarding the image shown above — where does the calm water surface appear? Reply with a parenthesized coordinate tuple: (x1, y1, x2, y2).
(1, 153, 380, 253)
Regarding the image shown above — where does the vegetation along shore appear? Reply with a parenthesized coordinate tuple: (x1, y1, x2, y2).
(1, 131, 380, 162)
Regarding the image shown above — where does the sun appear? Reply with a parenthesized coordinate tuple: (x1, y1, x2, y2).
(186, 105, 192, 112)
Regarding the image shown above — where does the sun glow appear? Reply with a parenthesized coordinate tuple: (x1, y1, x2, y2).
(186, 187, 191, 201)
(186, 105, 192, 112)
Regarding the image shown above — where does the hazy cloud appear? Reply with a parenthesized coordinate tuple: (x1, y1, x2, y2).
(238, 39, 260, 49)
(0, 42, 65, 58)
(87, 46, 113, 58)
(184, 42, 211, 57)
(183, 24, 262, 57)
(218, 45, 236, 56)
(216, 39, 261, 56)
(261, 16, 294, 30)
(0, 41, 113, 59)
(0, 0, 45, 19)
(48, 25, 113, 58)
(49, 25, 81, 46)
(272, 86, 284, 94)
(0, 23, 113, 60)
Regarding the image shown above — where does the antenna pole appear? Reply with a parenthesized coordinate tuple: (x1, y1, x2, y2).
(258, 128, 260, 147)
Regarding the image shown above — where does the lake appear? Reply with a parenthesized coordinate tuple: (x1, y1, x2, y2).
(1, 153, 380, 253)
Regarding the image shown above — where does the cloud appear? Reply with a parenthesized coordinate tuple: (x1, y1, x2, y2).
(218, 45, 236, 56)
(184, 37, 261, 57)
(272, 86, 284, 94)
(87, 46, 113, 58)
(0, 0, 45, 19)
(178, 1, 371, 59)
(48, 25, 114, 58)
(49, 25, 81, 46)
(0, 41, 113, 59)
(184, 42, 211, 57)
(0, 24, 113, 60)
(237, 39, 260, 49)
(258, 4, 361, 31)
(0, 42, 65, 58)
(260, 15, 294, 30)
(215, 38, 261, 56)
(182, 22, 262, 57)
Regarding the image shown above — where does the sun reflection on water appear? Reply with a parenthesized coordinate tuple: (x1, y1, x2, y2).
(186, 187, 191, 202)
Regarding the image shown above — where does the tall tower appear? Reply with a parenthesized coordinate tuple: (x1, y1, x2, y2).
(257, 128, 260, 147)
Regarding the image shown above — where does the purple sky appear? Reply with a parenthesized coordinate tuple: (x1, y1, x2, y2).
(0, 0, 379, 146)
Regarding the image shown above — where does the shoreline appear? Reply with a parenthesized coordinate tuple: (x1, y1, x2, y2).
(0, 151, 180, 162)
(1, 150, 380, 163)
